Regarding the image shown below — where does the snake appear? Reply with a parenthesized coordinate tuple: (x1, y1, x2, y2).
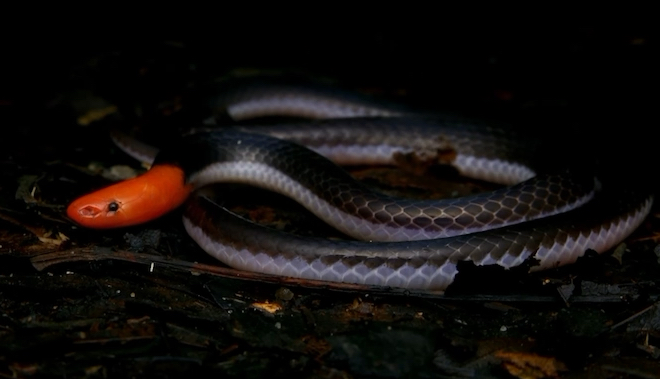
(66, 79, 654, 292)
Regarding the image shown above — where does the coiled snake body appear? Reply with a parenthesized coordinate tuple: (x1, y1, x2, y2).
(67, 81, 653, 292)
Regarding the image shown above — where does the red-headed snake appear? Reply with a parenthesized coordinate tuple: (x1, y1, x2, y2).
(67, 80, 653, 292)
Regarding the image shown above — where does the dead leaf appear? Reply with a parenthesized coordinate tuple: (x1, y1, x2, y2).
(495, 351, 567, 379)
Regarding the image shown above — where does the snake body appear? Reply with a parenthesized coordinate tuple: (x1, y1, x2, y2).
(68, 80, 654, 292)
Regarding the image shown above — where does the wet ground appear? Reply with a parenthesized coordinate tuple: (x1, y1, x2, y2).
(1, 22, 658, 378)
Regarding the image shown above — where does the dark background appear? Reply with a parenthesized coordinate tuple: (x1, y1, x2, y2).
(0, 18, 658, 378)
(2, 19, 655, 176)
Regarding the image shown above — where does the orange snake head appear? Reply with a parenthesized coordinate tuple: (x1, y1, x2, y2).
(67, 165, 191, 229)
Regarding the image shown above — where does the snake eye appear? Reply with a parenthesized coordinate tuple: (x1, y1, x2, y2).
(108, 202, 119, 212)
